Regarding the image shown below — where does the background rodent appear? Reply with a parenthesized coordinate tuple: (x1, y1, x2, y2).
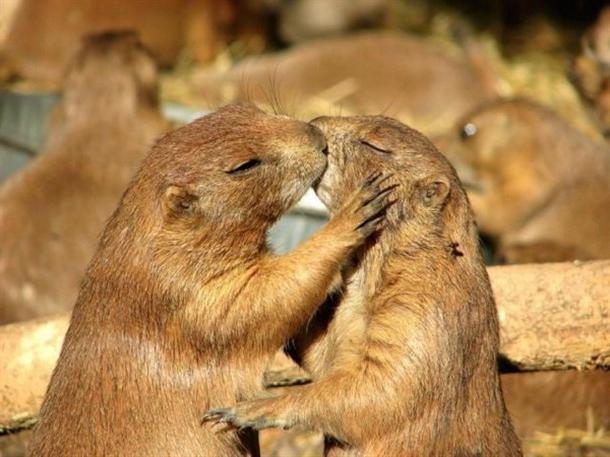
(435, 97, 610, 436)
(27, 104, 392, 456)
(193, 31, 496, 137)
(437, 98, 610, 264)
(0, 31, 168, 325)
(206, 115, 522, 456)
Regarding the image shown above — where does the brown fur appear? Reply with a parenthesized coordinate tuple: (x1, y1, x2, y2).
(436, 98, 610, 262)
(195, 31, 496, 136)
(27, 104, 392, 456)
(0, 31, 167, 324)
(206, 115, 522, 456)
(435, 98, 610, 436)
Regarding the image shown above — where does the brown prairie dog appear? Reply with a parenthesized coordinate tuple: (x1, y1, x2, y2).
(435, 98, 610, 436)
(205, 115, 522, 456)
(193, 31, 496, 136)
(27, 104, 394, 456)
(0, 0, 240, 85)
(436, 98, 610, 264)
(0, 31, 168, 324)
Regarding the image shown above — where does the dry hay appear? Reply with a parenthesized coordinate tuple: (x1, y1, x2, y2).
(524, 427, 610, 457)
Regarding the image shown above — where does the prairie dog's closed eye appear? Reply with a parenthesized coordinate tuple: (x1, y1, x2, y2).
(359, 138, 392, 155)
(225, 159, 262, 174)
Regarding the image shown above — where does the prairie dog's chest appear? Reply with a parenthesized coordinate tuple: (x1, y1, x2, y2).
(327, 273, 370, 369)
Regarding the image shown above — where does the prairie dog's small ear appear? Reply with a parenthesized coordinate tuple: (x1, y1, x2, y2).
(163, 185, 199, 216)
(418, 175, 451, 208)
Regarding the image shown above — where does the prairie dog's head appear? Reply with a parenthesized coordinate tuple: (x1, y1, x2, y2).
(435, 99, 569, 238)
(312, 115, 476, 250)
(61, 30, 158, 119)
(137, 104, 327, 237)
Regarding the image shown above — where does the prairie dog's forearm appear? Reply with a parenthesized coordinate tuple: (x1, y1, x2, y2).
(248, 227, 357, 347)
(275, 368, 401, 444)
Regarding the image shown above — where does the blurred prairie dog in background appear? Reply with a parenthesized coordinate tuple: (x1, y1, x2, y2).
(0, 31, 168, 324)
(437, 98, 610, 264)
(193, 31, 497, 137)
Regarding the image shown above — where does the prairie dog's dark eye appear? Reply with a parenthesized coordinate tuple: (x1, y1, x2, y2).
(460, 123, 478, 140)
(359, 140, 392, 155)
(226, 159, 262, 174)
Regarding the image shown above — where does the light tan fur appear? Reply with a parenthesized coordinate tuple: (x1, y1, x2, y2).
(571, 6, 610, 138)
(436, 98, 610, 263)
(194, 31, 496, 136)
(1, 0, 244, 85)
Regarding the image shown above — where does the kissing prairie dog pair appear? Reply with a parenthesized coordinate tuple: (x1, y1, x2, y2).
(0, 31, 167, 324)
(28, 104, 394, 456)
(206, 115, 521, 456)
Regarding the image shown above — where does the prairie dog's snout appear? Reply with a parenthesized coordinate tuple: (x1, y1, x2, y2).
(310, 115, 354, 209)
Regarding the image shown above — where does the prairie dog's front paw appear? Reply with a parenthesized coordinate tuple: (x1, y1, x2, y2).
(202, 397, 294, 431)
(263, 367, 312, 389)
(329, 172, 396, 245)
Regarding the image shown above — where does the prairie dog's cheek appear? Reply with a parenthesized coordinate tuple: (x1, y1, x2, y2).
(313, 159, 340, 204)
(314, 177, 335, 208)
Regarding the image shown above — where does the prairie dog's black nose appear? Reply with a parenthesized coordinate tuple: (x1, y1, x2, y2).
(306, 123, 327, 154)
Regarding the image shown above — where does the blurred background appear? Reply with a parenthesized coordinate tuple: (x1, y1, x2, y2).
(1, 0, 610, 456)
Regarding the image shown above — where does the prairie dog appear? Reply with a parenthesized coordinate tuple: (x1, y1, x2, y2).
(27, 104, 393, 456)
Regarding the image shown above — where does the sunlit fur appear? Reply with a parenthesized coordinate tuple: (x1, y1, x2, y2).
(1, 0, 197, 83)
(26, 103, 387, 456)
(220, 115, 522, 456)
(0, 31, 167, 324)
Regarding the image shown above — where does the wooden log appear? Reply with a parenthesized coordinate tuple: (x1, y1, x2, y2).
(0, 260, 609, 434)
(0, 315, 68, 434)
(492, 260, 610, 371)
